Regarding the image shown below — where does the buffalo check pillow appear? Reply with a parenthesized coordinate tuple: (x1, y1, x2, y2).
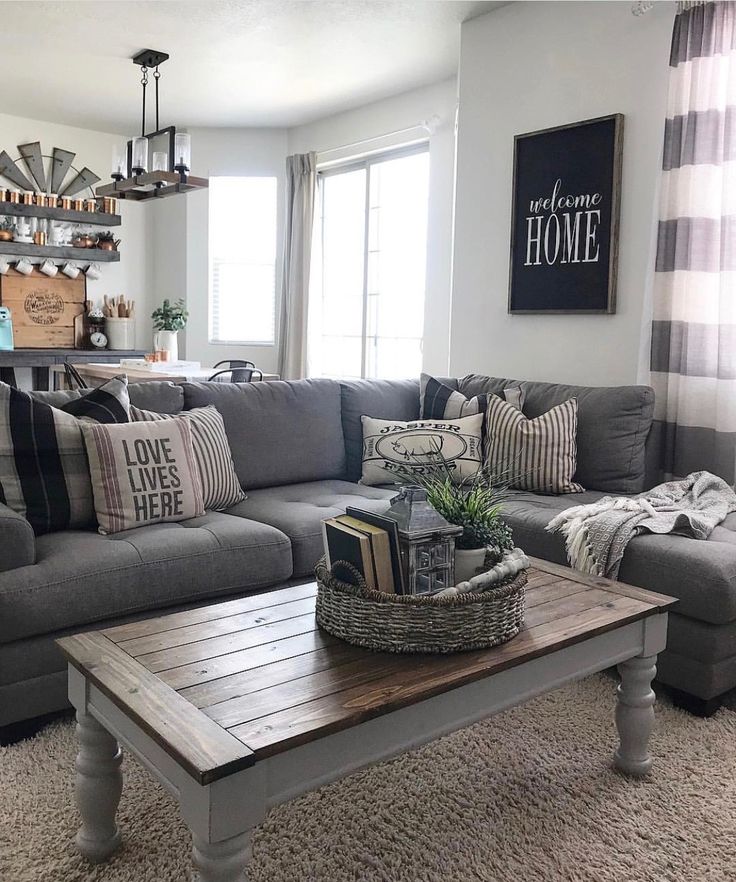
(360, 414, 484, 486)
(82, 418, 205, 534)
(485, 395, 584, 494)
(130, 405, 245, 509)
(0, 376, 130, 534)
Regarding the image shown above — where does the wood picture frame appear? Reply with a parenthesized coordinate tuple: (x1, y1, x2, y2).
(508, 114, 624, 315)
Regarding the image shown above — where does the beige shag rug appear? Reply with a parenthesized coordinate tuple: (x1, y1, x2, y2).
(2, 674, 736, 882)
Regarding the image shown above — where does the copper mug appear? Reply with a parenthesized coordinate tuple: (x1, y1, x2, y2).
(60, 197, 72, 210)
(85, 198, 97, 213)
(33, 230, 47, 246)
(8, 190, 20, 204)
(73, 198, 85, 211)
(35, 193, 47, 207)
(23, 191, 34, 205)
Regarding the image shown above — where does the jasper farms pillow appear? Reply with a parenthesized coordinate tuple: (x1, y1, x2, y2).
(360, 414, 484, 486)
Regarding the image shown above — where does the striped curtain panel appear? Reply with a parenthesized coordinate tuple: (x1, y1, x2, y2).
(650, 1, 736, 483)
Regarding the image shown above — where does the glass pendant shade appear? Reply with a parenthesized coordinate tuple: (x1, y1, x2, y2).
(132, 137, 148, 174)
(111, 142, 126, 179)
(174, 133, 191, 171)
(152, 151, 168, 173)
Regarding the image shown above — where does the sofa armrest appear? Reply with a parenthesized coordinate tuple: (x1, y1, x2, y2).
(0, 503, 35, 572)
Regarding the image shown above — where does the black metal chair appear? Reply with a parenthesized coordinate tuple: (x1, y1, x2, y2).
(63, 362, 89, 390)
(208, 360, 264, 383)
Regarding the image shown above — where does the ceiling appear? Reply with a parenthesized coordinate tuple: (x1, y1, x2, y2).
(1, 1, 504, 134)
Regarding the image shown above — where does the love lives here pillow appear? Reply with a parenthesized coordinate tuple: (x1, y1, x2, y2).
(360, 414, 483, 486)
(82, 418, 204, 534)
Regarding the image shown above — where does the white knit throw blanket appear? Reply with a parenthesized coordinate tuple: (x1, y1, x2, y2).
(546, 471, 736, 579)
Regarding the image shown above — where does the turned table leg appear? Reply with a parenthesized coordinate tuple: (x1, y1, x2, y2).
(74, 711, 124, 862)
(614, 654, 657, 777)
(192, 831, 251, 882)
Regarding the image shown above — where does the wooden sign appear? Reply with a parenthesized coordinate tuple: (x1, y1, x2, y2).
(508, 114, 623, 314)
(0, 269, 86, 347)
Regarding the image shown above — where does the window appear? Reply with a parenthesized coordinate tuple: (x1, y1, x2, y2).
(209, 176, 277, 345)
(311, 146, 430, 379)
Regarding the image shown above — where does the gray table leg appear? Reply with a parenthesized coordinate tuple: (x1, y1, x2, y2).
(614, 654, 657, 777)
(192, 831, 251, 882)
(74, 711, 124, 862)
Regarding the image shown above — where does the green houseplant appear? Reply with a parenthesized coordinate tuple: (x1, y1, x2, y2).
(151, 298, 188, 361)
(394, 452, 514, 582)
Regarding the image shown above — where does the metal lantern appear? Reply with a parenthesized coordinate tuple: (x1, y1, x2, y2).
(384, 486, 463, 595)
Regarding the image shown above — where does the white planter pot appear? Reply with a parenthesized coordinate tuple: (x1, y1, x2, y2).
(153, 329, 178, 361)
(454, 547, 487, 584)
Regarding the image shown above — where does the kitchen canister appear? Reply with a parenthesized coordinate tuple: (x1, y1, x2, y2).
(105, 317, 136, 350)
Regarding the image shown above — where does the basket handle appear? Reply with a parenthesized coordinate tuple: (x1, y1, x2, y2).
(330, 560, 368, 591)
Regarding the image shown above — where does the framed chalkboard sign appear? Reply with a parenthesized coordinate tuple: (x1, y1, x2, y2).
(508, 114, 623, 314)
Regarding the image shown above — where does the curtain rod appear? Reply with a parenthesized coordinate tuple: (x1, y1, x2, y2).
(316, 115, 441, 159)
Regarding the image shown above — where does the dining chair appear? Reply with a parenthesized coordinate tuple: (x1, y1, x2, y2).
(208, 360, 264, 383)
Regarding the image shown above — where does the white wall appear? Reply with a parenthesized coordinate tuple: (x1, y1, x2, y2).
(450, 1, 674, 385)
(0, 111, 153, 355)
(289, 78, 458, 375)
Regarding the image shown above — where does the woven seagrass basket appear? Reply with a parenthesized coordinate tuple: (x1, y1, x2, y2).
(314, 557, 527, 654)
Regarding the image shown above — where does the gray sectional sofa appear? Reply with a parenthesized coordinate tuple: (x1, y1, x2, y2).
(1, 374, 735, 729)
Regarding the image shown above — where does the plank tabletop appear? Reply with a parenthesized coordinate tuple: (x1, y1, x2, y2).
(58, 559, 677, 783)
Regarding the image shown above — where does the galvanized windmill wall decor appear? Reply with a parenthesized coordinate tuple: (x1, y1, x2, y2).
(0, 142, 100, 197)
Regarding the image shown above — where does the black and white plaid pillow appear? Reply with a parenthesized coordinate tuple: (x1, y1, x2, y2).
(420, 373, 526, 419)
(0, 376, 130, 534)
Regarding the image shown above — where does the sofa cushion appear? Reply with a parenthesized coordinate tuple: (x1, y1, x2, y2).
(183, 379, 346, 489)
(0, 512, 292, 643)
(501, 490, 736, 625)
(459, 375, 654, 494)
(340, 379, 422, 482)
(228, 480, 396, 576)
(33, 381, 184, 415)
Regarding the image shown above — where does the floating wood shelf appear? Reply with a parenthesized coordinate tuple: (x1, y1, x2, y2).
(0, 241, 120, 262)
(96, 170, 208, 202)
(0, 200, 121, 226)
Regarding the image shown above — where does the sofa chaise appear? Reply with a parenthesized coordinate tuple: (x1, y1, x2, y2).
(1, 374, 734, 731)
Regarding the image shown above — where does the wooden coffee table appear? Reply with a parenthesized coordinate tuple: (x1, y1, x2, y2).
(57, 558, 676, 882)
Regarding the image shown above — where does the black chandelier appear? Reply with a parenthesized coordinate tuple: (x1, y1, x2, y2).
(96, 49, 208, 202)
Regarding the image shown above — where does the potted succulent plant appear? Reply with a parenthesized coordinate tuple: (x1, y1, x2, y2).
(394, 454, 514, 583)
(151, 298, 188, 361)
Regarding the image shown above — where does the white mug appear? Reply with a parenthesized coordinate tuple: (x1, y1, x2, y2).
(39, 259, 58, 277)
(15, 258, 33, 275)
(61, 262, 80, 279)
(85, 263, 102, 280)
(0, 258, 10, 275)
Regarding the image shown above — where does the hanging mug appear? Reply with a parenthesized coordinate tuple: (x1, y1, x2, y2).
(61, 262, 80, 279)
(0, 258, 10, 275)
(85, 262, 102, 281)
(15, 258, 33, 276)
(39, 259, 58, 277)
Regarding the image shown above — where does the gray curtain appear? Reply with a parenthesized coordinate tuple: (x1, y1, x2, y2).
(650, 1, 736, 482)
(278, 153, 317, 380)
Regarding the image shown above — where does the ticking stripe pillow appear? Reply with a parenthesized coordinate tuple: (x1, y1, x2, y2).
(486, 396, 584, 494)
(130, 405, 245, 510)
(0, 377, 130, 534)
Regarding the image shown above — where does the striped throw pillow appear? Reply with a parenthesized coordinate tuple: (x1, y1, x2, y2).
(130, 405, 245, 510)
(420, 373, 489, 420)
(0, 376, 130, 534)
(486, 396, 584, 494)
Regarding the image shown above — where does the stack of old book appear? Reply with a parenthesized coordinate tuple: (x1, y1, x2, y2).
(321, 507, 405, 594)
